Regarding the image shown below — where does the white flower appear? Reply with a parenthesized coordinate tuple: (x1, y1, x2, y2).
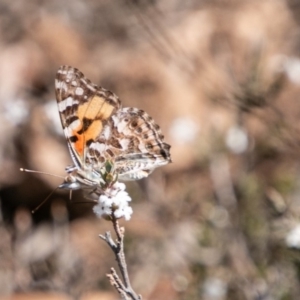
(169, 117, 199, 144)
(99, 195, 113, 206)
(93, 181, 133, 221)
(225, 125, 248, 154)
(114, 206, 133, 221)
(286, 224, 300, 249)
(93, 203, 112, 217)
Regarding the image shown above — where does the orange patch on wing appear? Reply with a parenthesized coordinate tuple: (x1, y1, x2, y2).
(72, 96, 115, 158)
(78, 95, 115, 121)
(72, 132, 85, 156)
(72, 120, 103, 157)
(84, 119, 103, 141)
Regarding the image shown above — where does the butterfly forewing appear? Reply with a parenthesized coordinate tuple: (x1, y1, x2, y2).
(55, 66, 121, 166)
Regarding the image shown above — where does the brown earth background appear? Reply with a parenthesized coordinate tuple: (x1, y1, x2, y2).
(1, 1, 300, 299)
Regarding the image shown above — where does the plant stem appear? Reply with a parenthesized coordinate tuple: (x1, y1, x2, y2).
(100, 216, 142, 300)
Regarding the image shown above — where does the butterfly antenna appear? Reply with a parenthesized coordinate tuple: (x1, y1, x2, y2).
(20, 168, 64, 179)
(31, 187, 59, 214)
(20, 168, 65, 214)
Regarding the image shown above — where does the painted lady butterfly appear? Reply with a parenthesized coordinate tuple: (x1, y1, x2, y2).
(55, 66, 171, 191)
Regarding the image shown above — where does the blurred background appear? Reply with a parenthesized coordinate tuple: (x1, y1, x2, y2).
(1, 0, 300, 299)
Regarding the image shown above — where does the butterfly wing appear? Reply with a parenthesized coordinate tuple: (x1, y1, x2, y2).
(55, 65, 121, 170)
(86, 107, 171, 180)
(113, 107, 171, 180)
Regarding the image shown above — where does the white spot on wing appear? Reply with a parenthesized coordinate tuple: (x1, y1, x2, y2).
(90, 142, 106, 153)
(66, 72, 74, 81)
(112, 115, 131, 135)
(138, 143, 147, 152)
(75, 87, 84, 96)
(58, 97, 79, 112)
(69, 118, 81, 130)
(64, 127, 73, 137)
(102, 126, 111, 140)
(119, 139, 130, 150)
(56, 81, 68, 92)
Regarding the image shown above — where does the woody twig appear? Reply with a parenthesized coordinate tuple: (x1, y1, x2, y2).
(100, 215, 142, 300)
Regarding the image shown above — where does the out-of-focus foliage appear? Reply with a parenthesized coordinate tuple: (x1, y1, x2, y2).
(1, 0, 300, 299)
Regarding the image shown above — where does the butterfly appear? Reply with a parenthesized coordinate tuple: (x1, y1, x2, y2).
(55, 66, 171, 191)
